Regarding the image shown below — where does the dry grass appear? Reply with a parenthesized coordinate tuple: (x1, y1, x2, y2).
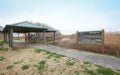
(55, 32, 120, 57)
(0, 47, 119, 75)
(105, 32, 120, 55)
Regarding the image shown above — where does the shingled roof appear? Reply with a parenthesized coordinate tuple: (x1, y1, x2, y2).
(35, 23, 57, 32)
(3, 21, 48, 32)
(0, 26, 3, 32)
(3, 21, 56, 32)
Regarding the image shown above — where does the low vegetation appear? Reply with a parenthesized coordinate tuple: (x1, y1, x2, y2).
(74, 71, 79, 75)
(21, 65, 30, 70)
(83, 61, 91, 65)
(0, 48, 8, 51)
(96, 66, 120, 75)
(6, 65, 13, 70)
(66, 59, 75, 66)
(0, 40, 4, 45)
(13, 60, 23, 64)
(37, 60, 46, 75)
(84, 68, 96, 75)
(0, 73, 4, 75)
(34, 49, 65, 59)
(56, 32, 120, 57)
(0, 48, 120, 75)
(0, 56, 5, 61)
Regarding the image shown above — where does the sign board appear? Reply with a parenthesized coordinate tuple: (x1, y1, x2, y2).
(78, 30, 104, 44)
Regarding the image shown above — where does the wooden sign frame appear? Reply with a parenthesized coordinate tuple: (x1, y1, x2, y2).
(76, 29, 105, 53)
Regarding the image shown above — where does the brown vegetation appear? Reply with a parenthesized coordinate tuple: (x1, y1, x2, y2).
(55, 32, 120, 57)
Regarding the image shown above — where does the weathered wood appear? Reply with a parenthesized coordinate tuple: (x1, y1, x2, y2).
(28, 33, 30, 41)
(53, 32, 55, 42)
(36, 32, 38, 42)
(4, 33, 6, 43)
(10, 28, 13, 48)
(25, 33, 26, 41)
(102, 29, 105, 53)
(4, 33, 7, 43)
(43, 30, 46, 44)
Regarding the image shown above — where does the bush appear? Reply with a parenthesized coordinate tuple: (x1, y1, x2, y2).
(0, 40, 4, 45)
(21, 65, 29, 70)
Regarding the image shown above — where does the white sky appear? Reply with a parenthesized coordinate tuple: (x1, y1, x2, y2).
(0, 0, 120, 34)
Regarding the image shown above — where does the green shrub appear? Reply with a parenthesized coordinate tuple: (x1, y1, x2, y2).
(34, 49, 65, 59)
(13, 60, 23, 64)
(74, 71, 79, 75)
(84, 68, 96, 75)
(0, 40, 4, 45)
(34, 49, 42, 53)
(66, 60, 75, 66)
(97, 67, 120, 75)
(0, 56, 5, 61)
(83, 61, 91, 65)
(35, 60, 46, 75)
(38, 60, 46, 71)
(6, 65, 13, 70)
(21, 65, 29, 70)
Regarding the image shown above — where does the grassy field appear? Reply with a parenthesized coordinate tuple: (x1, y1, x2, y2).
(0, 48, 120, 75)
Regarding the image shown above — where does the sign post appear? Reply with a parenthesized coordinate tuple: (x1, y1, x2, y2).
(102, 29, 105, 53)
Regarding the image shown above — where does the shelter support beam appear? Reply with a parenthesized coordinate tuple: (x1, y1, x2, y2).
(4, 33, 7, 43)
(53, 32, 55, 42)
(43, 30, 46, 44)
(102, 29, 105, 53)
(28, 33, 30, 41)
(36, 32, 38, 43)
(9, 28, 13, 48)
(25, 33, 26, 42)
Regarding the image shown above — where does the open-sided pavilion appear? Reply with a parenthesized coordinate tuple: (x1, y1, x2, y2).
(3, 21, 56, 48)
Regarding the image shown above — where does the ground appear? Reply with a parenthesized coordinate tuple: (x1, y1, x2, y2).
(0, 47, 120, 75)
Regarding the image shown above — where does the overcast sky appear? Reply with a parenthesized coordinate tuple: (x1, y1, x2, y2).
(0, 0, 120, 34)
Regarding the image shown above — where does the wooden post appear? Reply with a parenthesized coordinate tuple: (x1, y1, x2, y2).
(28, 33, 30, 42)
(76, 31, 78, 45)
(4, 33, 6, 43)
(18, 33, 19, 39)
(53, 32, 55, 42)
(102, 29, 105, 53)
(4, 32, 8, 43)
(43, 30, 46, 44)
(6, 33, 8, 43)
(8, 32, 10, 46)
(10, 28, 13, 48)
(76, 31, 79, 46)
(36, 32, 38, 43)
(25, 33, 26, 42)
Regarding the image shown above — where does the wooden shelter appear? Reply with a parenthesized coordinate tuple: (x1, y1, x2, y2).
(0, 26, 4, 40)
(3, 21, 56, 48)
